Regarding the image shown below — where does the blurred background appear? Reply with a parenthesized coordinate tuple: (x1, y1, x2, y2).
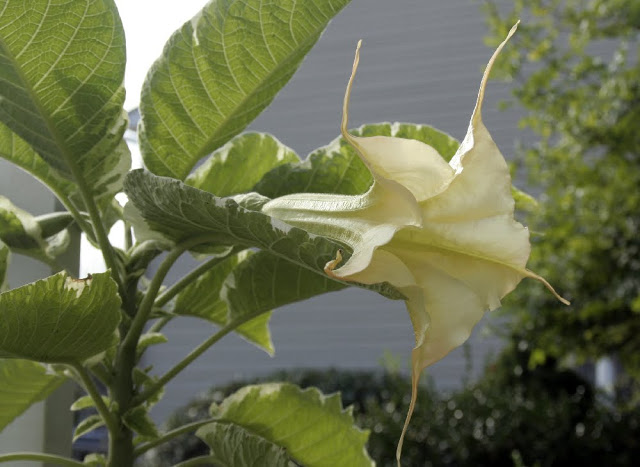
(1, 0, 638, 465)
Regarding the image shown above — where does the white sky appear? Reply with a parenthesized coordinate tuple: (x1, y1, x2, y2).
(115, 0, 206, 110)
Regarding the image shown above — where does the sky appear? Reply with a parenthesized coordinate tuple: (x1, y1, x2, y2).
(114, 0, 206, 110)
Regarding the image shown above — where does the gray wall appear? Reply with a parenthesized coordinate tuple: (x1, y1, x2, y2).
(144, 0, 520, 424)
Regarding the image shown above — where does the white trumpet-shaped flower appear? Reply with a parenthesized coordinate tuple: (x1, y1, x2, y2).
(262, 22, 568, 465)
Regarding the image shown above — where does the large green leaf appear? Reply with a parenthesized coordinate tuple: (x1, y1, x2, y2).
(210, 383, 373, 467)
(255, 122, 460, 198)
(221, 250, 345, 322)
(139, 0, 351, 179)
(0, 271, 121, 363)
(196, 422, 288, 467)
(0, 196, 69, 262)
(0, 0, 130, 197)
(186, 132, 299, 196)
(173, 250, 274, 354)
(123, 169, 403, 304)
(0, 124, 76, 205)
(0, 358, 64, 432)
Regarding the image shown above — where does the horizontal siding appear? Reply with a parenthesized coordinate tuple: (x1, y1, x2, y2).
(144, 0, 519, 424)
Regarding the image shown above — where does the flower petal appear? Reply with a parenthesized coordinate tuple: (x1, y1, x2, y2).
(341, 41, 455, 203)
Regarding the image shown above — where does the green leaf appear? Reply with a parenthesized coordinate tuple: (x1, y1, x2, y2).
(255, 122, 460, 198)
(73, 415, 104, 442)
(123, 170, 404, 305)
(0, 0, 130, 196)
(132, 368, 164, 409)
(70, 395, 111, 412)
(0, 124, 76, 205)
(221, 250, 345, 323)
(0, 358, 64, 432)
(0, 196, 70, 261)
(139, 0, 351, 179)
(173, 250, 274, 354)
(135, 332, 169, 360)
(211, 383, 373, 467)
(0, 240, 8, 291)
(196, 422, 288, 467)
(122, 406, 159, 439)
(82, 453, 106, 467)
(186, 132, 299, 196)
(0, 271, 121, 363)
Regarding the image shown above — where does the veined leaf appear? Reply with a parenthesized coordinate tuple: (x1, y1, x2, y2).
(211, 383, 373, 467)
(0, 196, 70, 262)
(123, 169, 404, 304)
(0, 0, 130, 197)
(173, 250, 274, 354)
(0, 124, 76, 205)
(221, 250, 345, 323)
(0, 271, 121, 363)
(139, 0, 351, 179)
(0, 358, 64, 432)
(186, 132, 299, 196)
(196, 422, 288, 467)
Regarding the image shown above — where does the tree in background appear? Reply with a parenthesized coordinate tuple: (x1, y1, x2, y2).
(483, 0, 640, 399)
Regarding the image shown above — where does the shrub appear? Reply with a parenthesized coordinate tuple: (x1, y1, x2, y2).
(146, 342, 640, 466)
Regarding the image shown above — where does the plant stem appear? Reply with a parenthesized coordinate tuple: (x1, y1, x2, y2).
(109, 236, 212, 466)
(124, 221, 133, 251)
(70, 167, 123, 291)
(154, 248, 236, 308)
(0, 452, 84, 466)
(69, 362, 117, 434)
(148, 315, 172, 334)
(134, 418, 217, 456)
(132, 312, 260, 407)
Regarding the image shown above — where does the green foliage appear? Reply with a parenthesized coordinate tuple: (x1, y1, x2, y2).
(0, 0, 563, 464)
(483, 0, 640, 385)
(0, 271, 121, 362)
(139, 0, 351, 179)
(196, 422, 289, 467)
(0, 359, 64, 431)
(149, 351, 640, 467)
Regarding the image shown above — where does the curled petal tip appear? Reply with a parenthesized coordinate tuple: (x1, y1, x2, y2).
(324, 249, 344, 278)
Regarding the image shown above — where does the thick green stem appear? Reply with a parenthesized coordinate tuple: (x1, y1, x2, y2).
(70, 362, 117, 434)
(132, 312, 261, 407)
(0, 452, 84, 466)
(134, 419, 217, 457)
(109, 237, 212, 466)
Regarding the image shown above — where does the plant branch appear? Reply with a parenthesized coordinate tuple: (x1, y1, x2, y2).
(122, 237, 212, 356)
(134, 418, 217, 456)
(148, 315, 172, 334)
(71, 167, 123, 291)
(154, 247, 236, 308)
(0, 452, 84, 466)
(132, 312, 261, 407)
(70, 362, 118, 434)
